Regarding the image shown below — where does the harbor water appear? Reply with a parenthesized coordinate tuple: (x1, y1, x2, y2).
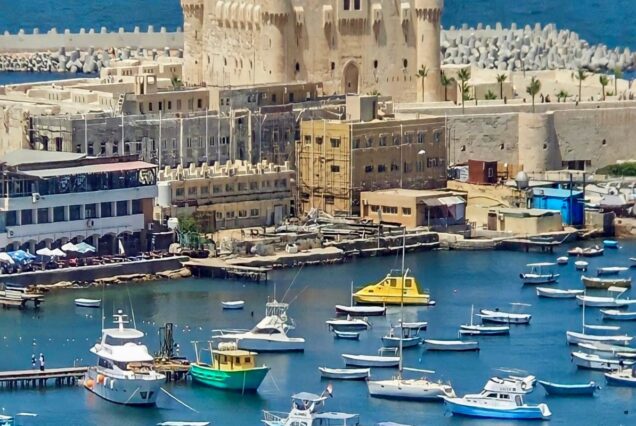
(1, 240, 636, 425)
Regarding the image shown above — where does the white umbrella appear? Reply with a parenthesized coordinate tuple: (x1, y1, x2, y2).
(61, 242, 79, 252)
(49, 248, 67, 257)
(0, 252, 15, 264)
(36, 248, 54, 256)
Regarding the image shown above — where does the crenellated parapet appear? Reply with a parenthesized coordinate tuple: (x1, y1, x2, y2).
(181, 0, 204, 18)
(414, 0, 443, 22)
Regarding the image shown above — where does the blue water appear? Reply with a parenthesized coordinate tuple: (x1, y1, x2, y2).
(2, 240, 636, 425)
(0, 0, 634, 49)
(0, 72, 87, 85)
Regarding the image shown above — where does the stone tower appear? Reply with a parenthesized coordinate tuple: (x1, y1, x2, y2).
(181, 0, 204, 86)
(415, 0, 444, 102)
(261, 1, 293, 83)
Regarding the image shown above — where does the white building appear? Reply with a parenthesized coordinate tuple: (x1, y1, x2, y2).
(0, 151, 157, 254)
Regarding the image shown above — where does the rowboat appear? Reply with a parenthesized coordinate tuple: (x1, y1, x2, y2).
(333, 330, 360, 340)
(601, 309, 636, 320)
(342, 348, 400, 368)
(581, 275, 632, 289)
(575, 260, 589, 271)
(578, 342, 636, 357)
(221, 300, 245, 310)
(603, 240, 619, 248)
(478, 305, 532, 324)
(568, 246, 604, 257)
(74, 298, 101, 308)
(571, 351, 636, 370)
(536, 287, 584, 298)
(326, 317, 370, 331)
(335, 305, 386, 316)
(605, 368, 636, 387)
(318, 367, 370, 380)
(459, 305, 510, 335)
(538, 380, 598, 396)
(566, 330, 633, 345)
(519, 263, 559, 285)
(597, 266, 629, 276)
(381, 322, 426, 348)
(557, 256, 569, 265)
(424, 339, 479, 351)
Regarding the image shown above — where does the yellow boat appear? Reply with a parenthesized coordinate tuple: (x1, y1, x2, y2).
(352, 270, 435, 305)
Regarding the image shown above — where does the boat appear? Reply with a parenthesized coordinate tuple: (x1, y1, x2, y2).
(221, 300, 245, 310)
(478, 304, 532, 324)
(213, 300, 305, 352)
(605, 367, 636, 387)
(318, 367, 370, 380)
(335, 305, 386, 317)
(576, 287, 635, 307)
(189, 341, 269, 392)
(581, 275, 632, 289)
(367, 367, 456, 401)
(424, 339, 479, 351)
(568, 246, 604, 257)
(566, 291, 633, 345)
(352, 270, 434, 306)
(601, 309, 636, 320)
(519, 263, 559, 284)
(262, 387, 361, 426)
(578, 342, 636, 357)
(84, 310, 166, 405)
(631, 257, 636, 267)
(157, 423, 210, 426)
(381, 321, 427, 348)
(459, 305, 510, 336)
(575, 260, 589, 271)
(342, 348, 400, 368)
(538, 380, 598, 396)
(442, 376, 551, 420)
(333, 330, 360, 340)
(571, 351, 636, 370)
(603, 240, 619, 248)
(557, 256, 569, 265)
(536, 287, 584, 298)
(75, 298, 101, 308)
(597, 266, 629, 276)
(326, 316, 370, 331)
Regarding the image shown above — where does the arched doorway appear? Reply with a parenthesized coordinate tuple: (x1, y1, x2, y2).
(343, 61, 359, 94)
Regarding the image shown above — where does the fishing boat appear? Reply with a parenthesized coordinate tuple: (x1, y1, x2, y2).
(381, 322, 427, 348)
(601, 309, 636, 320)
(459, 305, 510, 336)
(603, 240, 619, 248)
(221, 300, 245, 310)
(605, 368, 636, 387)
(568, 246, 604, 257)
(519, 263, 559, 284)
(571, 351, 636, 370)
(536, 287, 584, 298)
(326, 316, 370, 331)
(189, 341, 269, 392)
(342, 348, 400, 368)
(578, 342, 636, 358)
(575, 260, 589, 271)
(597, 266, 629, 276)
(581, 275, 632, 289)
(478, 304, 532, 324)
(213, 300, 305, 352)
(75, 298, 101, 308)
(566, 291, 633, 345)
(442, 377, 551, 420)
(84, 310, 165, 406)
(318, 367, 370, 380)
(333, 330, 360, 340)
(576, 287, 635, 307)
(424, 339, 479, 351)
(538, 380, 598, 396)
(557, 256, 569, 265)
(352, 270, 434, 306)
(335, 305, 386, 317)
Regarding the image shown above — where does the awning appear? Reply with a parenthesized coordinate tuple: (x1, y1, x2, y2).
(421, 198, 444, 207)
(21, 161, 156, 178)
(438, 196, 466, 206)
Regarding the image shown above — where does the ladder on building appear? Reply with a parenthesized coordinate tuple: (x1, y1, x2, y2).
(115, 93, 126, 115)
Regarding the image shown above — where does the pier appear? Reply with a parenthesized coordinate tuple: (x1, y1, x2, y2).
(185, 258, 270, 282)
(0, 288, 44, 310)
(0, 367, 87, 389)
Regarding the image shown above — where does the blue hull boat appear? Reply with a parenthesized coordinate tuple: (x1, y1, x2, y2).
(605, 370, 636, 387)
(538, 380, 598, 396)
(443, 398, 551, 420)
(603, 240, 618, 248)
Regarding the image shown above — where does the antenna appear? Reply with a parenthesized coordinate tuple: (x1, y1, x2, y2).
(101, 281, 105, 331)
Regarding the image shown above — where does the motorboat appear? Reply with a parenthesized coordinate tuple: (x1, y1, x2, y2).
(556, 256, 569, 265)
(0, 413, 37, 426)
(213, 300, 305, 352)
(75, 298, 101, 308)
(84, 310, 165, 405)
(424, 339, 479, 351)
(519, 263, 559, 285)
(578, 342, 636, 358)
(568, 246, 604, 257)
(318, 367, 370, 380)
(581, 275, 632, 289)
(538, 380, 598, 396)
(352, 270, 434, 306)
(597, 266, 629, 276)
(536, 287, 584, 298)
(333, 330, 360, 340)
(381, 322, 427, 348)
(367, 367, 456, 401)
(189, 341, 269, 392)
(478, 304, 532, 324)
(603, 240, 619, 249)
(605, 368, 636, 387)
(575, 260, 589, 271)
(442, 377, 551, 420)
(601, 309, 636, 320)
(326, 316, 370, 332)
(576, 287, 635, 307)
(342, 348, 400, 368)
(262, 387, 361, 426)
(459, 305, 510, 336)
(221, 300, 245, 310)
(335, 305, 386, 317)
(566, 292, 633, 345)
(571, 351, 636, 370)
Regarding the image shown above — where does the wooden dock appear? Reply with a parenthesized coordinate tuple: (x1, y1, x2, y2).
(0, 288, 44, 309)
(184, 258, 270, 282)
(154, 358, 191, 382)
(0, 367, 87, 389)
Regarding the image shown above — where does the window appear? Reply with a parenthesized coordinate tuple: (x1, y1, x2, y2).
(315, 137, 323, 145)
(250, 181, 258, 190)
(85, 204, 97, 219)
(158, 101, 163, 111)
(365, 165, 374, 173)
(250, 208, 259, 216)
(377, 164, 387, 173)
(101, 202, 112, 218)
(353, 138, 360, 149)
(382, 206, 398, 214)
(330, 138, 341, 148)
(331, 165, 340, 173)
(366, 137, 373, 147)
(402, 207, 412, 215)
(304, 135, 312, 145)
(391, 163, 399, 171)
(132, 199, 142, 214)
(379, 136, 387, 146)
(370, 205, 379, 213)
(238, 210, 248, 218)
(271, 94, 277, 103)
(167, 101, 172, 110)
(225, 183, 234, 192)
(69, 205, 81, 221)
(226, 211, 235, 219)
(325, 196, 335, 205)
(393, 135, 400, 146)
(37, 208, 49, 224)
(117, 201, 128, 216)
(188, 186, 197, 196)
(487, 167, 494, 178)
(238, 182, 247, 191)
(177, 100, 182, 110)
(21, 209, 33, 225)
(148, 102, 153, 111)
(344, 0, 350, 10)
(417, 132, 425, 144)
(213, 185, 222, 193)
(354, 0, 360, 10)
(197, 99, 203, 108)
(53, 206, 65, 222)
(215, 211, 223, 220)
(201, 186, 209, 195)
(176, 188, 185, 197)
(434, 130, 441, 143)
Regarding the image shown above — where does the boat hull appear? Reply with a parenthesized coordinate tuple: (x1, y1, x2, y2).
(353, 294, 434, 305)
(566, 331, 632, 345)
(380, 336, 421, 348)
(538, 380, 597, 396)
(582, 276, 632, 289)
(326, 322, 369, 331)
(424, 340, 479, 351)
(84, 368, 164, 406)
(335, 305, 386, 316)
(222, 302, 245, 310)
(75, 299, 101, 308)
(443, 398, 550, 420)
(459, 325, 510, 336)
(333, 330, 360, 340)
(342, 355, 400, 367)
(368, 380, 454, 401)
(318, 367, 369, 380)
(218, 335, 305, 352)
(521, 274, 559, 285)
(479, 311, 531, 324)
(190, 363, 269, 391)
(605, 372, 636, 387)
(571, 352, 635, 371)
(601, 309, 636, 320)
(536, 288, 583, 298)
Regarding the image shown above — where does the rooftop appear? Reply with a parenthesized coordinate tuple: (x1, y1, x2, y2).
(532, 187, 584, 197)
(1, 150, 86, 167)
(363, 188, 457, 198)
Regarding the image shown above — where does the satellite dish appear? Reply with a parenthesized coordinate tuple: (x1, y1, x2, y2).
(515, 171, 529, 190)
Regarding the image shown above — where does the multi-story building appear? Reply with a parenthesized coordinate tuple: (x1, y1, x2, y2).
(0, 150, 157, 254)
(297, 96, 447, 215)
(155, 160, 295, 232)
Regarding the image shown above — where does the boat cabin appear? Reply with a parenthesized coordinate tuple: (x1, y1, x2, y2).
(357, 271, 423, 296)
(477, 390, 525, 407)
(211, 349, 257, 372)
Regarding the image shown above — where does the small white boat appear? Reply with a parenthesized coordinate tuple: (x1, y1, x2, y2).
(424, 339, 479, 351)
(575, 260, 589, 271)
(326, 316, 370, 331)
(335, 305, 386, 316)
(536, 287, 584, 298)
(566, 330, 633, 345)
(569, 246, 604, 257)
(75, 298, 101, 308)
(581, 275, 632, 289)
(557, 256, 569, 265)
(519, 263, 559, 284)
(576, 287, 636, 307)
(571, 351, 636, 370)
(367, 367, 456, 401)
(601, 309, 636, 321)
(262, 389, 359, 426)
(605, 368, 636, 387)
(578, 342, 636, 356)
(342, 348, 400, 368)
(333, 330, 360, 340)
(478, 304, 532, 324)
(603, 240, 619, 249)
(381, 321, 427, 348)
(597, 266, 629, 276)
(538, 380, 598, 396)
(157, 423, 211, 426)
(459, 305, 510, 335)
(318, 367, 370, 380)
(221, 300, 245, 310)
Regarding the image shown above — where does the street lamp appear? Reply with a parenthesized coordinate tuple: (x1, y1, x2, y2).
(400, 145, 426, 189)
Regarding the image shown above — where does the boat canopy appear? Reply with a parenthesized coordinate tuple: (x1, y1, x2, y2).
(608, 286, 628, 293)
(291, 392, 328, 403)
(526, 262, 556, 267)
(314, 412, 360, 420)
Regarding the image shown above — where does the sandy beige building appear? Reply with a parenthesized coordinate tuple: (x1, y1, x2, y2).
(156, 160, 295, 231)
(181, 0, 444, 102)
(471, 207, 563, 235)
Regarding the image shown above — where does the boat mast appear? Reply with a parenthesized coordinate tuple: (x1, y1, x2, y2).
(399, 227, 406, 373)
(350, 281, 353, 306)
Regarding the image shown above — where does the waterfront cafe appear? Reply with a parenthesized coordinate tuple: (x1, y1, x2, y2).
(0, 150, 157, 256)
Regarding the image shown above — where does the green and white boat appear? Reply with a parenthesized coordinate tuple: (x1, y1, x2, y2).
(189, 341, 270, 392)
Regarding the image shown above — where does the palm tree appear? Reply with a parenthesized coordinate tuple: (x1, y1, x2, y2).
(456, 68, 471, 114)
(496, 73, 507, 100)
(599, 75, 609, 100)
(613, 66, 623, 95)
(416, 65, 429, 102)
(484, 90, 497, 100)
(526, 76, 541, 112)
(574, 69, 588, 101)
(440, 72, 454, 102)
(556, 90, 570, 103)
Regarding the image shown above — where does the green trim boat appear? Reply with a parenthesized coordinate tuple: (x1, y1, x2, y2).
(189, 341, 270, 392)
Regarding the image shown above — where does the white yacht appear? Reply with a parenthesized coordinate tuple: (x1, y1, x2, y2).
(262, 388, 360, 426)
(84, 310, 165, 406)
(214, 300, 305, 352)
